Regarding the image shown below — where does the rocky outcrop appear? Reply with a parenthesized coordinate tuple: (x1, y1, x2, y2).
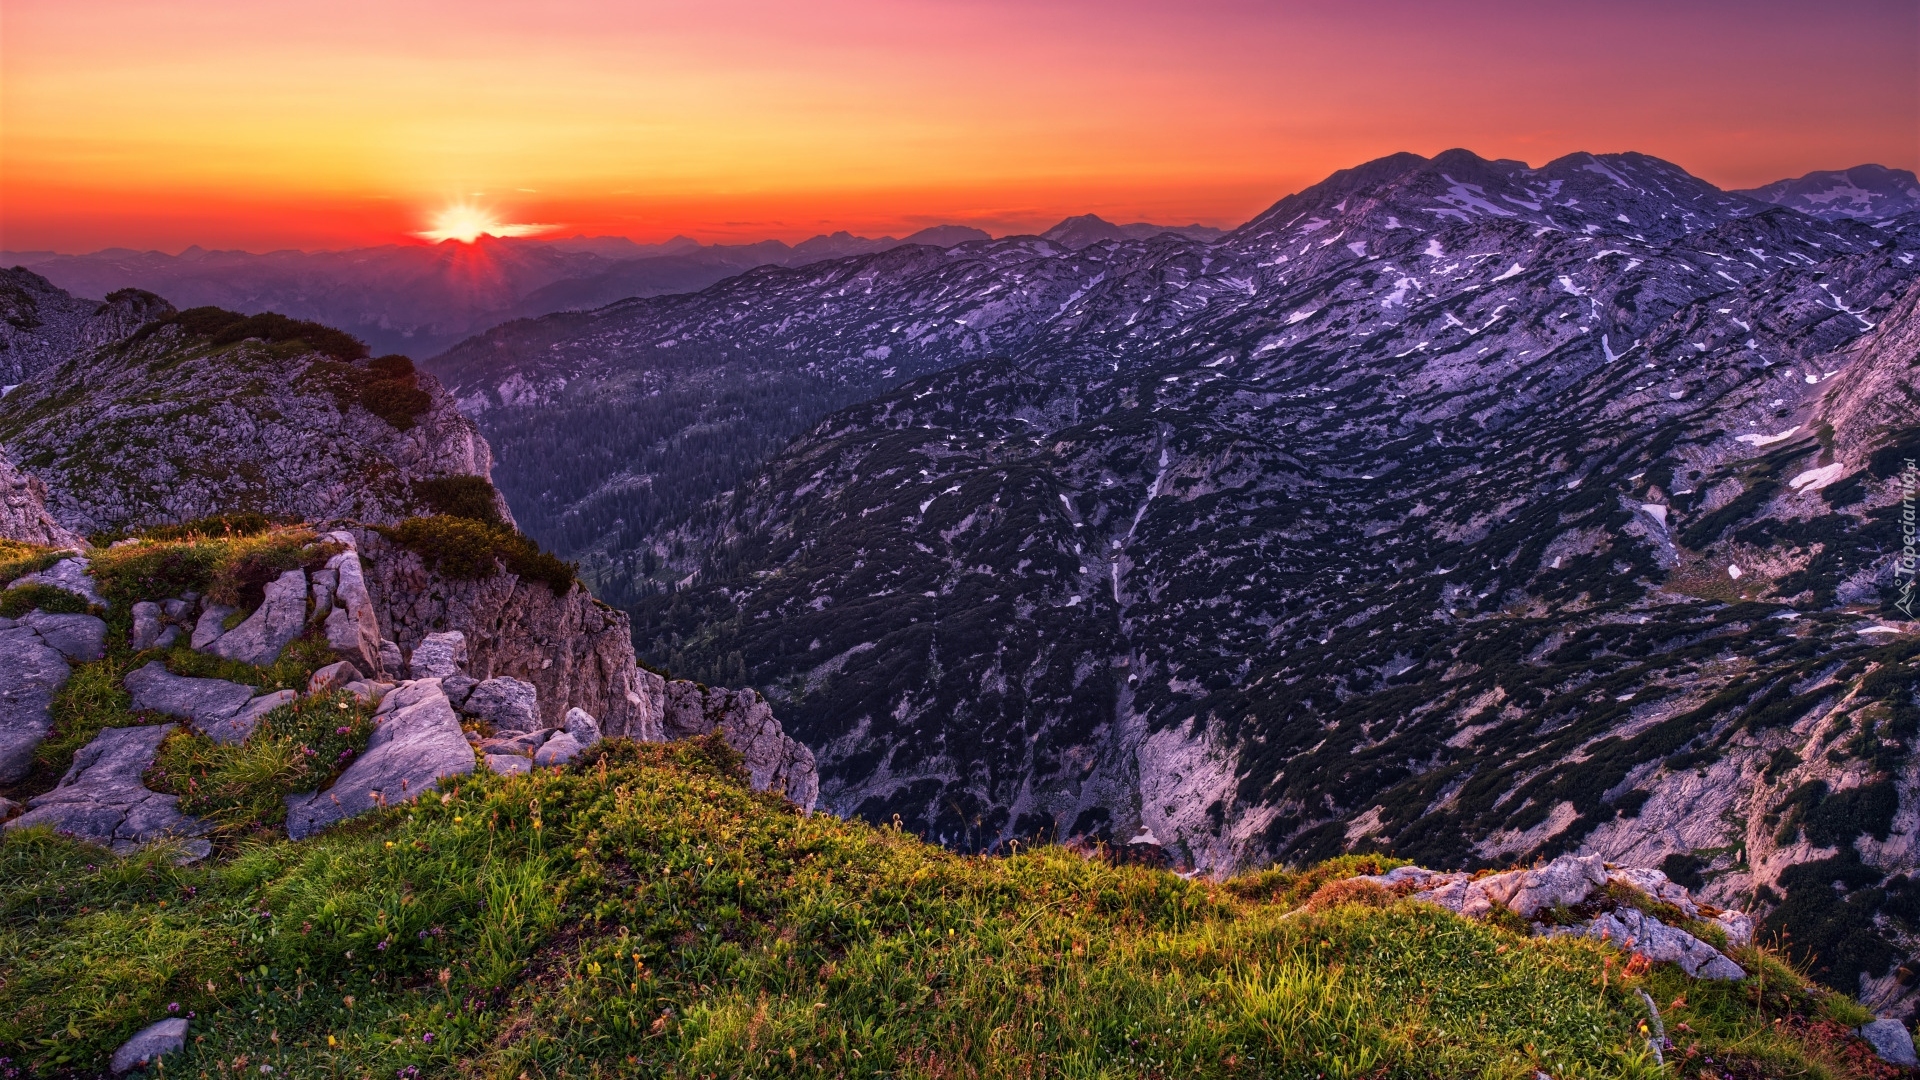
(0, 312, 497, 535)
(1816, 276, 1920, 465)
(1349, 855, 1749, 981)
(2, 724, 209, 859)
(285, 679, 473, 839)
(18, 611, 107, 662)
(660, 679, 818, 810)
(356, 529, 654, 735)
(0, 617, 71, 783)
(0, 451, 83, 548)
(14, 556, 107, 607)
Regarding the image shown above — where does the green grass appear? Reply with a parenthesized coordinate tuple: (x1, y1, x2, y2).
(146, 691, 375, 830)
(0, 737, 1887, 1079)
(0, 582, 91, 618)
(0, 538, 70, 587)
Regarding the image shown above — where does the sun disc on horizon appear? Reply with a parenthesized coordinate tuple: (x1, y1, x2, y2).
(416, 204, 550, 243)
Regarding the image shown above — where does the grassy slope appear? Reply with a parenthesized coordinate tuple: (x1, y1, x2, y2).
(0, 738, 1891, 1080)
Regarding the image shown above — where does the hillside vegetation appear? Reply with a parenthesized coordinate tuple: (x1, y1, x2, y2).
(0, 736, 1893, 1079)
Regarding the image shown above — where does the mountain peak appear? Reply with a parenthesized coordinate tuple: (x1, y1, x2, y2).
(1736, 164, 1920, 222)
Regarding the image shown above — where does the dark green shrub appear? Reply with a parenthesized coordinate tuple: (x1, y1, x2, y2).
(412, 475, 505, 525)
(378, 515, 575, 596)
(358, 354, 433, 430)
(135, 306, 368, 361)
(139, 513, 281, 542)
(0, 583, 91, 618)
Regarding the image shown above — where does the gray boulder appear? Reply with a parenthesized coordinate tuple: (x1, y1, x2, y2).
(379, 638, 404, 674)
(309, 566, 337, 615)
(285, 679, 474, 839)
(130, 601, 164, 651)
(211, 569, 307, 666)
(161, 597, 191, 620)
(3, 724, 210, 859)
(408, 630, 468, 680)
(563, 707, 602, 748)
(20, 611, 108, 662)
(110, 1017, 190, 1074)
(1859, 1018, 1919, 1067)
(14, 556, 106, 608)
(124, 661, 255, 728)
(534, 731, 584, 767)
(191, 603, 237, 650)
(307, 660, 365, 696)
(1580, 907, 1745, 980)
(485, 754, 531, 776)
(0, 623, 69, 783)
(463, 676, 540, 732)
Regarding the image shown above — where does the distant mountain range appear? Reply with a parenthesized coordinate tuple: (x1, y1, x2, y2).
(1736, 164, 1920, 223)
(0, 217, 1218, 358)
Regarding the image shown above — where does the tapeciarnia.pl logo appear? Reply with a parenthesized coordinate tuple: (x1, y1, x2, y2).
(1899, 459, 1917, 619)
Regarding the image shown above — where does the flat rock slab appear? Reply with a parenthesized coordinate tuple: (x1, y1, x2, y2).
(199, 689, 296, 745)
(484, 754, 530, 776)
(534, 731, 584, 767)
(111, 1017, 189, 1074)
(4, 724, 210, 859)
(0, 624, 70, 783)
(124, 661, 256, 728)
(285, 679, 474, 839)
(20, 612, 108, 662)
(15, 556, 107, 608)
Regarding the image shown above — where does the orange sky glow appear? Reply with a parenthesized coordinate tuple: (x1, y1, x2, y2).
(3, 0, 1916, 253)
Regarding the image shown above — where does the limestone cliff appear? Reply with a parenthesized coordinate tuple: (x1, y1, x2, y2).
(0, 451, 82, 548)
(0, 268, 172, 385)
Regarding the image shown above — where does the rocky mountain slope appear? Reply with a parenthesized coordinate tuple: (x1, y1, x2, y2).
(0, 267, 173, 386)
(1739, 165, 1920, 223)
(544, 148, 1920, 1000)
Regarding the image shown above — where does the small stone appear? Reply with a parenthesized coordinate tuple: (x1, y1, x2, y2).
(130, 602, 164, 651)
(20, 612, 109, 662)
(309, 567, 337, 617)
(1859, 1018, 1919, 1067)
(485, 754, 531, 776)
(463, 676, 540, 732)
(534, 731, 584, 767)
(564, 707, 602, 748)
(111, 1017, 190, 1074)
(154, 625, 180, 650)
(339, 679, 387, 705)
(0, 794, 19, 819)
(308, 660, 366, 696)
(378, 638, 405, 674)
(409, 631, 469, 680)
(191, 604, 237, 650)
(161, 598, 190, 620)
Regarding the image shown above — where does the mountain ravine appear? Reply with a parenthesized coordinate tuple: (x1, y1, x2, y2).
(441, 148, 1920, 1001)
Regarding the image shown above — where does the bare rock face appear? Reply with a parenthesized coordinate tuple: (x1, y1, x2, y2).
(1579, 907, 1746, 980)
(661, 681, 819, 811)
(0, 268, 170, 385)
(463, 676, 539, 732)
(322, 541, 384, 674)
(356, 529, 654, 736)
(408, 630, 468, 679)
(285, 678, 473, 839)
(0, 451, 83, 548)
(2, 724, 210, 859)
(0, 623, 70, 783)
(210, 569, 308, 666)
(123, 661, 288, 745)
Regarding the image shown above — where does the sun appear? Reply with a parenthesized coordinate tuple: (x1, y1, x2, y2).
(415, 203, 550, 243)
(418, 204, 501, 243)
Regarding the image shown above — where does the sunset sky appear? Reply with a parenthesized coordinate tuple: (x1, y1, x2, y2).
(3, 0, 1916, 253)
